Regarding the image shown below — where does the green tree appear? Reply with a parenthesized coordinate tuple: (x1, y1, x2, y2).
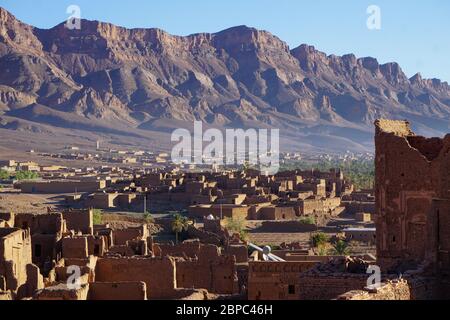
(224, 217, 248, 241)
(317, 244, 329, 256)
(279, 159, 374, 190)
(0, 170, 10, 180)
(311, 232, 329, 247)
(298, 216, 316, 225)
(171, 214, 190, 244)
(15, 171, 39, 180)
(332, 240, 350, 255)
(143, 211, 154, 224)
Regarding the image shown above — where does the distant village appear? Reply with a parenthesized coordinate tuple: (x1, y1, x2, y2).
(0, 145, 379, 300)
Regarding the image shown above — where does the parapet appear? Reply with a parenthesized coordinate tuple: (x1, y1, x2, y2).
(375, 119, 415, 137)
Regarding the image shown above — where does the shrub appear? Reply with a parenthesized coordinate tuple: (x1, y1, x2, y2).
(92, 209, 103, 225)
(224, 217, 248, 241)
(0, 170, 10, 180)
(14, 171, 39, 180)
(332, 239, 350, 255)
(143, 211, 154, 224)
(298, 216, 316, 225)
(317, 244, 329, 256)
(311, 232, 329, 247)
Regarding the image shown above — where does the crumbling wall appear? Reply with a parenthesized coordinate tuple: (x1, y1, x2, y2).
(62, 209, 93, 235)
(163, 243, 239, 294)
(298, 273, 368, 300)
(113, 226, 147, 245)
(35, 283, 90, 300)
(30, 233, 61, 269)
(338, 275, 442, 300)
(338, 280, 411, 300)
(86, 235, 106, 257)
(14, 213, 64, 236)
(175, 255, 239, 294)
(224, 245, 248, 264)
(248, 261, 319, 300)
(375, 119, 450, 273)
(0, 228, 33, 297)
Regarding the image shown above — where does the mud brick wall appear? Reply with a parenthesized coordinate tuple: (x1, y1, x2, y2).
(375, 119, 450, 273)
(113, 228, 143, 245)
(62, 209, 93, 235)
(248, 261, 319, 300)
(154, 241, 201, 258)
(338, 280, 411, 300)
(95, 256, 176, 299)
(0, 228, 32, 295)
(15, 213, 64, 235)
(35, 283, 90, 300)
(224, 245, 248, 264)
(338, 276, 443, 300)
(62, 237, 88, 259)
(20, 180, 105, 194)
(257, 206, 297, 220)
(89, 281, 147, 300)
(176, 255, 238, 294)
(405, 276, 441, 300)
(298, 273, 368, 300)
(343, 201, 375, 214)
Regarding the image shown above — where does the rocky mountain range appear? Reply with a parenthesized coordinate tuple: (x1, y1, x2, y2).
(1, 7, 450, 154)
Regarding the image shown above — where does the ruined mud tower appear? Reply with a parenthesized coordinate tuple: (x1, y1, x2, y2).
(375, 119, 450, 283)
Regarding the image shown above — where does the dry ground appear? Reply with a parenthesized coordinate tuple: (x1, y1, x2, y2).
(0, 189, 61, 214)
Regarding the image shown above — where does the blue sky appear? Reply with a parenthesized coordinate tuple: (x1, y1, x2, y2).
(1, 0, 449, 82)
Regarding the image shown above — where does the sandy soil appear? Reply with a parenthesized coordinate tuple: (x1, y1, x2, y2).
(0, 190, 61, 214)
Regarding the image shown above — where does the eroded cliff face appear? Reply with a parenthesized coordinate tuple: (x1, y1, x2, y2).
(1, 7, 450, 152)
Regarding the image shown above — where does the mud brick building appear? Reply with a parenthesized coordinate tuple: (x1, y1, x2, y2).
(0, 228, 44, 299)
(14, 212, 65, 271)
(248, 261, 319, 300)
(375, 119, 450, 283)
(19, 180, 106, 194)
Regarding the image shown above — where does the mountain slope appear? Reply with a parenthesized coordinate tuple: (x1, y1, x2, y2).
(1, 7, 450, 154)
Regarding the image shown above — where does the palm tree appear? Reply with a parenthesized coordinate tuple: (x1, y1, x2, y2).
(332, 240, 350, 255)
(311, 232, 329, 247)
(171, 214, 189, 244)
(143, 211, 154, 224)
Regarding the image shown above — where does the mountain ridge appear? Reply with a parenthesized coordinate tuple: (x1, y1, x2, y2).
(1, 6, 450, 154)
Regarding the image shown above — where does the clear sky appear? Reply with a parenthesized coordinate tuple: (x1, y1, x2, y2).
(1, 0, 449, 82)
